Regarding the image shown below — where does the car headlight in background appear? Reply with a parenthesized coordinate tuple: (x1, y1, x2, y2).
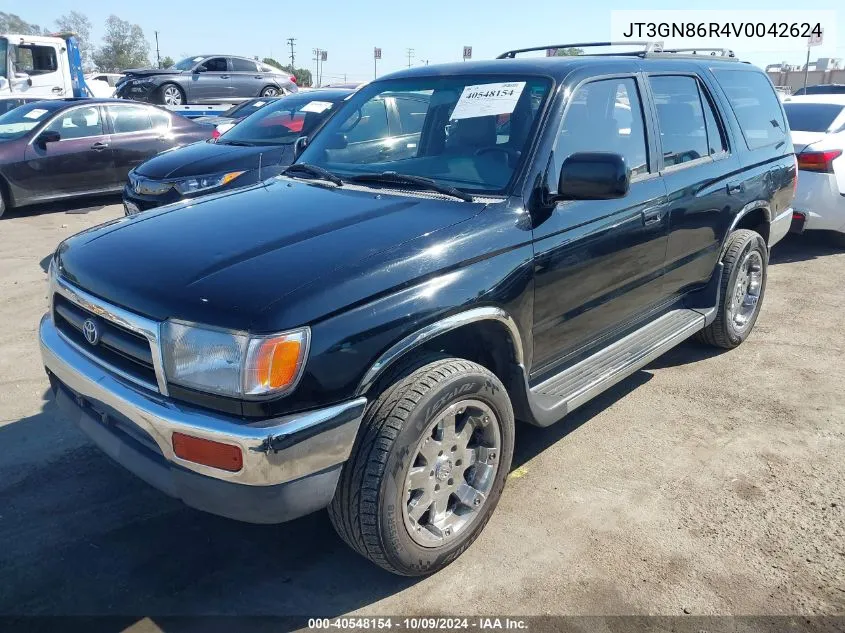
(161, 320, 309, 399)
(173, 171, 244, 195)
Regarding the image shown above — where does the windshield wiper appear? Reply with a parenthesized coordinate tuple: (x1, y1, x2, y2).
(282, 163, 343, 186)
(216, 139, 254, 147)
(346, 171, 473, 202)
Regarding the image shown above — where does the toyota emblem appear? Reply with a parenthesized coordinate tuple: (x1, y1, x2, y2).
(82, 318, 100, 346)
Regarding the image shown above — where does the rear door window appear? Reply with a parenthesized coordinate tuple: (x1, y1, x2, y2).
(231, 58, 258, 72)
(649, 75, 726, 167)
(712, 69, 787, 150)
(106, 105, 153, 133)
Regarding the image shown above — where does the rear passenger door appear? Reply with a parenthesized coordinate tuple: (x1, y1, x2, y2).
(229, 57, 262, 98)
(531, 75, 671, 373)
(645, 74, 743, 298)
(105, 104, 172, 183)
(189, 57, 233, 103)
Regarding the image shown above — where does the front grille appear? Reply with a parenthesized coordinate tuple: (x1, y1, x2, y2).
(53, 294, 158, 389)
(129, 174, 173, 196)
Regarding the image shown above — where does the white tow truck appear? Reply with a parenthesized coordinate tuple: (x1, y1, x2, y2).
(0, 33, 230, 117)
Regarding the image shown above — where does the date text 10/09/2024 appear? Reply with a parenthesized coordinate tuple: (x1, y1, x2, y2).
(622, 22, 823, 38)
(308, 618, 529, 630)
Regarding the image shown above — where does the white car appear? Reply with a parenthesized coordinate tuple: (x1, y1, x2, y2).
(782, 95, 845, 241)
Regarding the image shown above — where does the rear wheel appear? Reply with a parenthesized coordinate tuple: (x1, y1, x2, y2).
(329, 357, 514, 576)
(260, 86, 280, 97)
(697, 229, 768, 349)
(158, 83, 185, 106)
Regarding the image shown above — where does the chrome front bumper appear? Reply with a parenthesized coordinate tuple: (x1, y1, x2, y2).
(40, 313, 366, 488)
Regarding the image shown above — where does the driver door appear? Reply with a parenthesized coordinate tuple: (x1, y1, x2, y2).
(187, 57, 233, 103)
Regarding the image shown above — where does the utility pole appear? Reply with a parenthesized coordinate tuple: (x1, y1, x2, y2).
(154, 31, 161, 68)
(406, 48, 414, 68)
(313, 48, 321, 87)
(287, 38, 296, 68)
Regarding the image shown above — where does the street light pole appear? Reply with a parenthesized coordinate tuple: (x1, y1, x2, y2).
(287, 38, 296, 68)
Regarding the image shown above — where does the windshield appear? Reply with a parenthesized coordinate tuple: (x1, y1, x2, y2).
(218, 94, 343, 146)
(297, 75, 552, 194)
(222, 98, 277, 119)
(0, 101, 54, 140)
(784, 103, 845, 133)
(173, 56, 203, 71)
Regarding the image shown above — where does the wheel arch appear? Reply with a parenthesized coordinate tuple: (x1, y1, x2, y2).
(726, 201, 771, 252)
(0, 173, 14, 211)
(355, 307, 526, 407)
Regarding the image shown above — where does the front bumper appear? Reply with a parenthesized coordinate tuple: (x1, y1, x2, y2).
(40, 314, 366, 523)
(115, 82, 157, 102)
(123, 182, 186, 213)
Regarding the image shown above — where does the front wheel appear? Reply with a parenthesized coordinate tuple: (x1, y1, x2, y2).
(329, 358, 514, 576)
(697, 228, 768, 349)
(158, 83, 185, 106)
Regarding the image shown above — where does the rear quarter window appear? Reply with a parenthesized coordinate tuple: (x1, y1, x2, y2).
(712, 69, 787, 150)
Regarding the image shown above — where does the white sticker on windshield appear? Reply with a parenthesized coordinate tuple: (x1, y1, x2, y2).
(300, 100, 333, 113)
(253, 101, 266, 107)
(449, 82, 526, 120)
(24, 108, 48, 119)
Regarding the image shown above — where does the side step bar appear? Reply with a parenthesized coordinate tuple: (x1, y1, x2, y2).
(525, 309, 705, 426)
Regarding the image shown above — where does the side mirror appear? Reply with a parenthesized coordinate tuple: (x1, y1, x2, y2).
(556, 152, 629, 201)
(324, 132, 348, 150)
(193, 65, 207, 73)
(293, 135, 308, 159)
(12, 71, 32, 87)
(35, 130, 61, 147)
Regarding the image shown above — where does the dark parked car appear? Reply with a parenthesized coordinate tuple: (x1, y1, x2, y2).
(191, 96, 282, 135)
(40, 46, 795, 575)
(0, 98, 212, 217)
(792, 84, 845, 96)
(122, 89, 353, 214)
(115, 56, 298, 106)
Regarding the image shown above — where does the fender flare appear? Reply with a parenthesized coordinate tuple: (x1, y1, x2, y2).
(354, 306, 525, 397)
(724, 200, 771, 256)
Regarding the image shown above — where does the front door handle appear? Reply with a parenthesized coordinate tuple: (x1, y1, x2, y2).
(90, 142, 109, 151)
(220, 75, 230, 79)
(642, 208, 663, 226)
(51, 86, 63, 94)
(254, 75, 264, 79)
(727, 181, 744, 195)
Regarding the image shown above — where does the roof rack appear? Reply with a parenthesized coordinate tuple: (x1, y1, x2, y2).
(496, 41, 738, 60)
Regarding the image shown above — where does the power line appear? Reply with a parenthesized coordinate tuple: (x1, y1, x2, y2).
(287, 38, 296, 68)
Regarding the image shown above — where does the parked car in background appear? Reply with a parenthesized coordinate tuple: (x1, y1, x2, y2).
(122, 89, 352, 214)
(0, 98, 212, 217)
(41, 48, 795, 575)
(0, 95, 45, 115)
(115, 56, 297, 106)
(86, 73, 124, 88)
(792, 84, 845, 96)
(783, 95, 845, 242)
(192, 96, 282, 139)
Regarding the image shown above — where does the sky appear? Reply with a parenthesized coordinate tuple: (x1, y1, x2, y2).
(14, 0, 845, 81)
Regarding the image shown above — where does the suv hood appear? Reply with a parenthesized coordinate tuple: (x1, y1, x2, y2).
(135, 141, 293, 179)
(57, 179, 482, 331)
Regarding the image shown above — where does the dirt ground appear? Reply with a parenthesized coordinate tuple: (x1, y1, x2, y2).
(0, 198, 843, 623)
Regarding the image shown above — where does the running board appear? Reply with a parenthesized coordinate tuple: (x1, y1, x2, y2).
(525, 309, 705, 426)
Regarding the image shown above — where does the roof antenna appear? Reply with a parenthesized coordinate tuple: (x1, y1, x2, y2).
(258, 152, 263, 186)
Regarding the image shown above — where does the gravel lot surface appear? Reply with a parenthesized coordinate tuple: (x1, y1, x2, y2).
(0, 199, 842, 623)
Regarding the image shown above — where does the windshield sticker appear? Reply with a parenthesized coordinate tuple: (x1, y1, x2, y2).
(450, 82, 526, 120)
(253, 101, 266, 107)
(24, 108, 48, 119)
(300, 100, 333, 114)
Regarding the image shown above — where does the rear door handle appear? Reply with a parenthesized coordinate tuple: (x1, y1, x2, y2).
(90, 142, 109, 151)
(254, 75, 264, 79)
(727, 181, 744, 195)
(642, 208, 663, 226)
(220, 75, 230, 79)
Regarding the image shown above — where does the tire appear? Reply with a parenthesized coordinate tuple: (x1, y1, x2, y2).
(260, 86, 280, 97)
(0, 186, 6, 219)
(329, 357, 515, 576)
(696, 228, 768, 349)
(158, 83, 185, 106)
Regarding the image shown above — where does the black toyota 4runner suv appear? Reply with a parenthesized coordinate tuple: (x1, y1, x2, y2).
(40, 44, 796, 576)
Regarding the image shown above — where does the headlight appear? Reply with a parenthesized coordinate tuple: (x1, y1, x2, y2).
(174, 171, 244, 195)
(161, 320, 309, 399)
